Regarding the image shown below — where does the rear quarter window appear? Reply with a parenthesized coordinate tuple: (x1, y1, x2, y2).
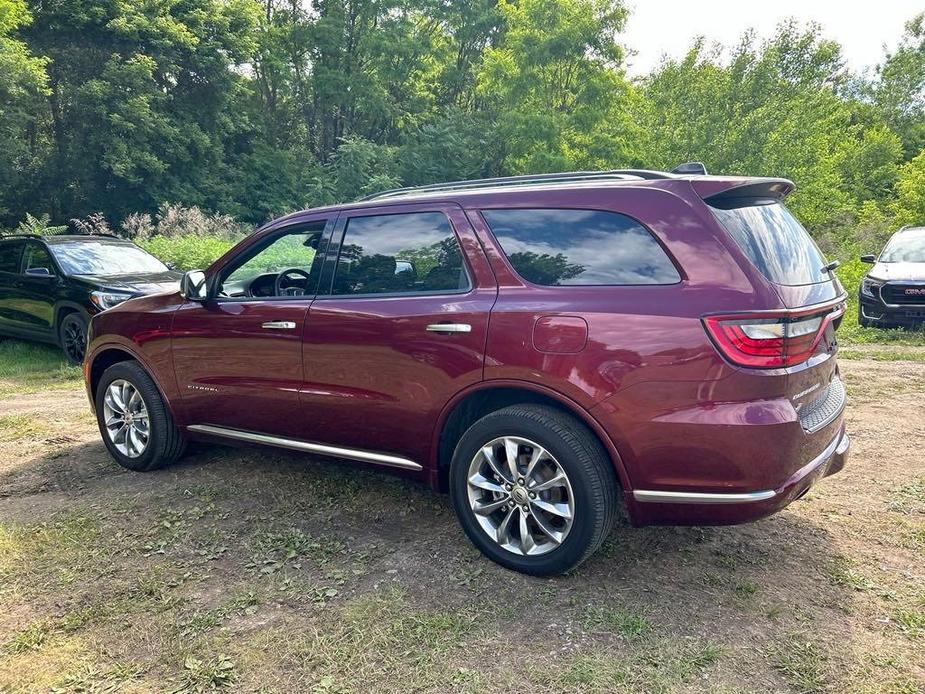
(709, 199, 829, 286)
(480, 208, 680, 286)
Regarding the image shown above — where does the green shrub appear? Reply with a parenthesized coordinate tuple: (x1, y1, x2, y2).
(139, 235, 237, 272)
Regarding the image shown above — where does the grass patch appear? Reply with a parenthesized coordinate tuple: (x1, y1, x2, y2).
(581, 604, 652, 640)
(0, 339, 82, 397)
(241, 589, 477, 691)
(543, 640, 723, 692)
(172, 653, 237, 692)
(824, 557, 876, 593)
(0, 413, 50, 440)
(769, 636, 830, 694)
(889, 477, 925, 515)
(839, 347, 925, 362)
(891, 606, 925, 637)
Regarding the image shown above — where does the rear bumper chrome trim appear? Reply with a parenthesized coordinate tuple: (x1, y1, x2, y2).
(632, 489, 777, 504)
(633, 427, 847, 505)
(186, 424, 423, 471)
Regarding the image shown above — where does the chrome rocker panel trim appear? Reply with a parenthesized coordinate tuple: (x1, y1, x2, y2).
(633, 429, 847, 505)
(186, 424, 423, 471)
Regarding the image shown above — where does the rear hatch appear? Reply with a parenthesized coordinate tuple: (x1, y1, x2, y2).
(700, 183, 846, 449)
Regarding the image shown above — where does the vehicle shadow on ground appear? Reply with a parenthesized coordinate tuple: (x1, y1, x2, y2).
(2, 436, 855, 682)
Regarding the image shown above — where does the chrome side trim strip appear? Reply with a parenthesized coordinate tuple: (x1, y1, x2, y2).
(186, 424, 423, 471)
(632, 489, 777, 504)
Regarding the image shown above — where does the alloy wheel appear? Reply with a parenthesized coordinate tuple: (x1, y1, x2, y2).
(466, 436, 575, 556)
(103, 379, 150, 458)
(63, 317, 86, 363)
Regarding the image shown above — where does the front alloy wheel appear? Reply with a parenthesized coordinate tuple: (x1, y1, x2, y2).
(467, 436, 575, 556)
(103, 379, 150, 458)
(95, 361, 185, 472)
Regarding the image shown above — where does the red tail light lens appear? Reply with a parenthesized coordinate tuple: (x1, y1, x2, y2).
(703, 304, 845, 368)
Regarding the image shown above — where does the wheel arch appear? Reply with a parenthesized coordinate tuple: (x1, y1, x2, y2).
(430, 380, 631, 494)
(86, 343, 179, 421)
(54, 301, 91, 329)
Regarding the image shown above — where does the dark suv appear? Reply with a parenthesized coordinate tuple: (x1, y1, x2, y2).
(0, 234, 180, 363)
(858, 226, 925, 327)
(84, 168, 850, 575)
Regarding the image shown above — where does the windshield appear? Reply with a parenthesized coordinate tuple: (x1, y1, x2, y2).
(880, 230, 925, 263)
(50, 241, 168, 276)
(710, 199, 829, 286)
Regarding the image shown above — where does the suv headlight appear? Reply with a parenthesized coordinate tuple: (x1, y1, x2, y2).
(860, 278, 883, 299)
(90, 290, 134, 310)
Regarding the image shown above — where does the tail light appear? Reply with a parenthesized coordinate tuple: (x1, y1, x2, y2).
(703, 303, 845, 368)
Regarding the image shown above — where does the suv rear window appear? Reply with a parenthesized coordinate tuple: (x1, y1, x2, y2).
(0, 240, 24, 273)
(481, 209, 680, 286)
(709, 199, 828, 286)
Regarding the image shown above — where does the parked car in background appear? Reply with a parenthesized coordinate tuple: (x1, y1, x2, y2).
(858, 226, 925, 328)
(83, 166, 850, 575)
(0, 234, 181, 364)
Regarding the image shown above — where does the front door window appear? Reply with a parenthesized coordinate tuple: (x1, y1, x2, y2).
(219, 223, 327, 299)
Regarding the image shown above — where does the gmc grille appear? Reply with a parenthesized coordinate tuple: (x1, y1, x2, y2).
(882, 283, 925, 305)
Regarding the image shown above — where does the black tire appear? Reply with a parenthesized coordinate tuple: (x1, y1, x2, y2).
(94, 361, 185, 472)
(449, 404, 619, 576)
(58, 312, 88, 365)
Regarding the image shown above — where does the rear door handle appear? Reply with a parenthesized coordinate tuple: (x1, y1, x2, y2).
(262, 320, 297, 330)
(426, 323, 472, 334)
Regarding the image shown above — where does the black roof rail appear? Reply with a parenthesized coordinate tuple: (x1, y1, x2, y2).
(0, 232, 124, 241)
(357, 168, 674, 202)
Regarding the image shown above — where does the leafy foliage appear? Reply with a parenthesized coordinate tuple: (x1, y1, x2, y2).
(1, 2, 925, 343)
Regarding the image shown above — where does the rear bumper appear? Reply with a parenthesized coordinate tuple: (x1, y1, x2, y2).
(626, 425, 849, 526)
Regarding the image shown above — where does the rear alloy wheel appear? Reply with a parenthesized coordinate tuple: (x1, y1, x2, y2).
(466, 436, 576, 556)
(59, 312, 88, 365)
(95, 361, 185, 471)
(450, 404, 619, 576)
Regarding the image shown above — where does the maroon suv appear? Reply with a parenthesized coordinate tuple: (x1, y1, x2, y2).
(84, 166, 850, 575)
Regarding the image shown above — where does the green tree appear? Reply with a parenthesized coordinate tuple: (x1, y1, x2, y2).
(476, 0, 644, 173)
(18, 0, 261, 223)
(873, 13, 925, 158)
(0, 0, 48, 220)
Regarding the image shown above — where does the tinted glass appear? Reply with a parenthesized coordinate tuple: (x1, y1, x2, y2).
(880, 229, 925, 263)
(331, 212, 469, 295)
(482, 209, 680, 286)
(710, 200, 828, 286)
(22, 243, 55, 274)
(50, 241, 168, 275)
(0, 241, 24, 273)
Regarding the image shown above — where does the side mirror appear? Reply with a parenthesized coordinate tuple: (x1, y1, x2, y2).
(860, 254, 876, 264)
(180, 270, 209, 301)
(25, 267, 53, 277)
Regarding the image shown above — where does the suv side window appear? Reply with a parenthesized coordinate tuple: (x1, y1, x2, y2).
(0, 241, 24, 274)
(330, 212, 470, 296)
(22, 243, 55, 276)
(481, 208, 680, 286)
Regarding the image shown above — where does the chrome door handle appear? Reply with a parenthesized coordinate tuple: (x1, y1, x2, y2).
(262, 320, 297, 330)
(426, 323, 472, 334)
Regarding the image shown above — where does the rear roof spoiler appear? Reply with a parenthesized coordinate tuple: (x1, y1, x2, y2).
(692, 178, 795, 204)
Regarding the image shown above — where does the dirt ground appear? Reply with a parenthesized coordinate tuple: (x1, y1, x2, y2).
(0, 357, 923, 693)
